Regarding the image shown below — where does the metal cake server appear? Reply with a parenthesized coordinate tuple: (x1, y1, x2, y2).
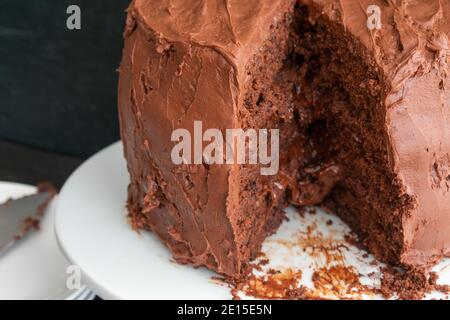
(0, 191, 55, 257)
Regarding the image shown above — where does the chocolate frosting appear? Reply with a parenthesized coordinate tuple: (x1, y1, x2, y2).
(119, 0, 450, 275)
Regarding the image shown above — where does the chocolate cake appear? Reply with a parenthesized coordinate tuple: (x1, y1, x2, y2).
(118, 0, 450, 278)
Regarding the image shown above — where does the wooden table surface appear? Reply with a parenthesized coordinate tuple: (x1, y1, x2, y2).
(0, 140, 84, 189)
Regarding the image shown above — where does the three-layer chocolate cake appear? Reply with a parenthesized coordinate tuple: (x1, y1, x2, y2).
(118, 0, 450, 277)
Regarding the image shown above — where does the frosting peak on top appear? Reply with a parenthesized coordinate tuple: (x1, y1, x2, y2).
(131, 0, 292, 66)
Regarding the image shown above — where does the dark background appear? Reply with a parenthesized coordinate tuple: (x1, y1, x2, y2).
(0, 0, 130, 159)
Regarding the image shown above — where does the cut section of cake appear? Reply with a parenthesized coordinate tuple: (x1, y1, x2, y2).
(118, 0, 450, 278)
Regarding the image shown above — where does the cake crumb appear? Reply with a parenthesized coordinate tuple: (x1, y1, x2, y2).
(380, 267, 450, 300)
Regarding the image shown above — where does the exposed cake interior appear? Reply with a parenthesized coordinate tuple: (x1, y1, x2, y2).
(230, 4, 414, 269)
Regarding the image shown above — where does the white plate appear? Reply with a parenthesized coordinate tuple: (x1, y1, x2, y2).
(55, 142, 449, 300)
(55, 142, 233, 300)
(0, 182, 87, 300)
